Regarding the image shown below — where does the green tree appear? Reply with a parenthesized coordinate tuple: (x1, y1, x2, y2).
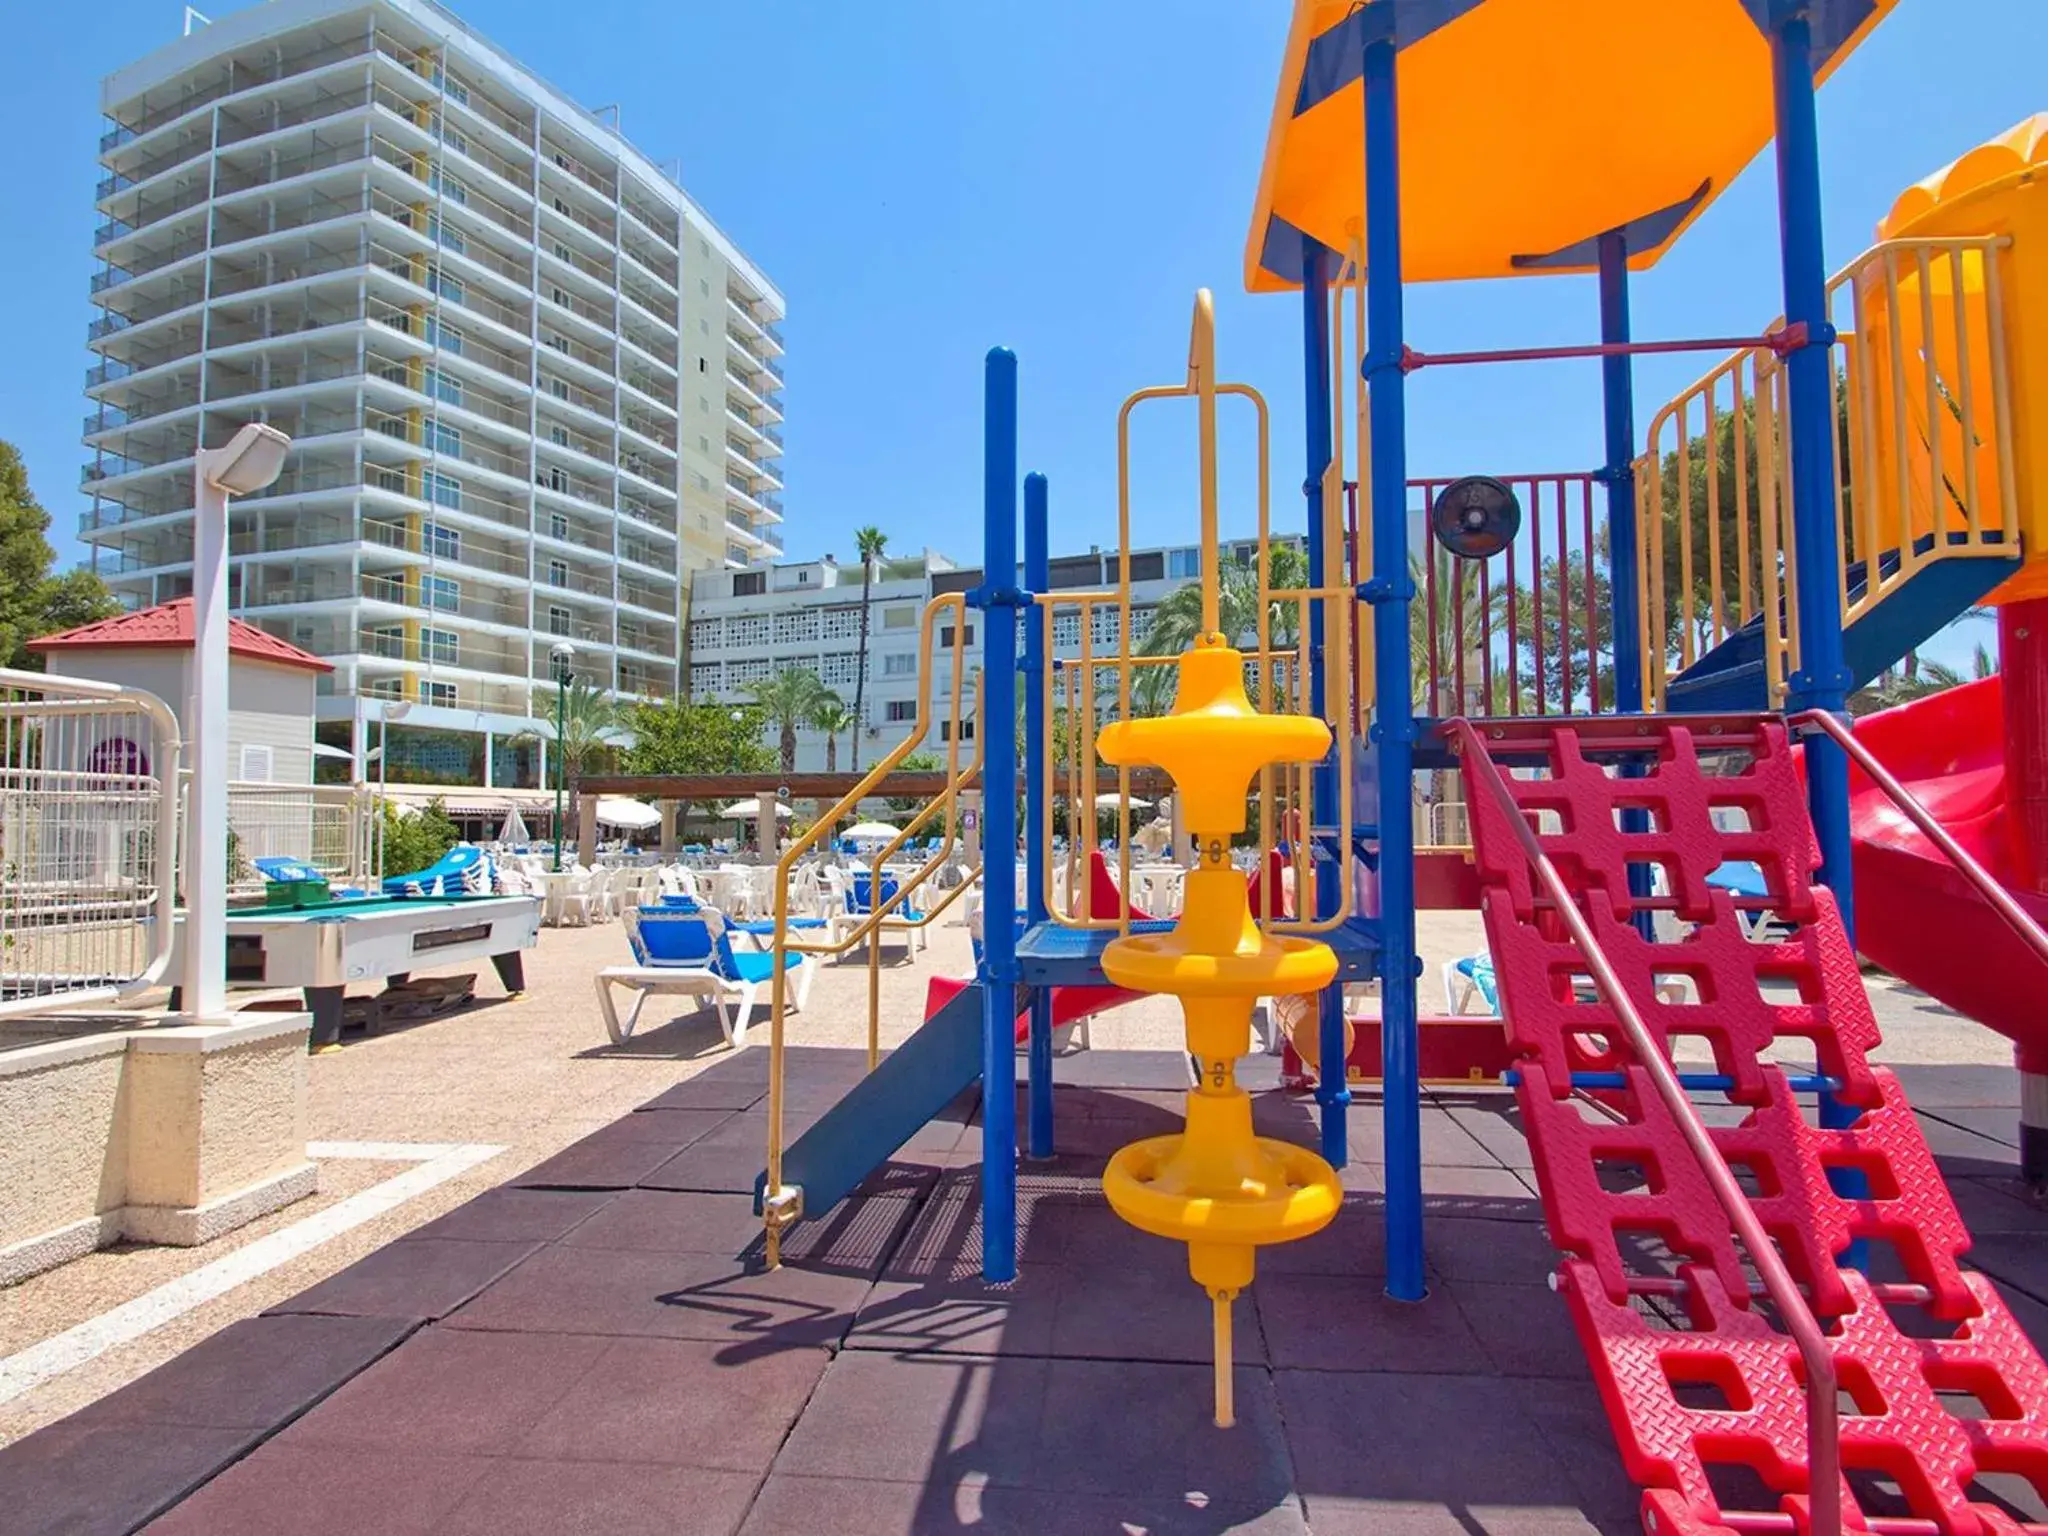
(378, 797, 460, 878)
(623, 697, 775, 840)
(748, 666, 834, 775)
(887, 749, 944, 816)
(808, 697, 857, 774)
(0, 442, 119, 669)
(849, 526, 889, 770)
(514, 679, 625, 835)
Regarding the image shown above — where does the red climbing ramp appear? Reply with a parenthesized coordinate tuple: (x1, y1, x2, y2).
(1457, 715, 2048, 1536)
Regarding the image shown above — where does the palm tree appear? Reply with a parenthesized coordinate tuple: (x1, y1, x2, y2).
(1132, 542, 1310, 714)
(809, 698, 857, 773)
(512, 679, 626, 837)
(749, 666, 833, 774)
(849, 526, 889, 770)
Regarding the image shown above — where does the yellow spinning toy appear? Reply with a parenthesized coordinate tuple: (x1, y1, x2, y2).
(1094, 294, 1345, 1430)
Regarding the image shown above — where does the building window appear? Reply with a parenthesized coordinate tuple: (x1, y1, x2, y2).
(425, 215, 466, 255)
(547, 559, 568, 588)
(365, 675, 404, 700)
(367, 624, 406, 658)
(425, 264, 464, 303)
(539, 466, 569, 493)
(546, 332, 570, 355)
(422, 367, 462, 407)
(547, 511, 569, 541)
(939, 720, 976, 743)
(550, 284, 570, 307)
(238, 743, 275, 782)
(420, 679, 459, 707)
(884, 699, 916, 723)
(423, 316, 464, 355)
(1167, 547, 1202, 581)
(820, 652, 856, 688)
(423, 470, 462, 510)
(544, 375, 570, 400)
(440, 124, 469, 157)
(821, 607, 860, 641)
(430, 421, 461, 457)
(882, 652, 916, 677)
(424, 520, 460, 560)
(423, 574, 460, 612)
(728, 614, 770, 649)
(938, 624, 976, 648)
(548, 604, 571, 636)
(689, 618, 722, 649)
(548, 425, 570, 447)
(732, 571, 766, 597)
(882, 606, 915, 630)
(421, 627, 459, 664)
(429, 169, 468, 205)
(552, 240, 573, 262)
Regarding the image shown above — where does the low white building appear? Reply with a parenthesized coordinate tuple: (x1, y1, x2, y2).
(30, 597, 330, 786)
(687, 535, 1306, 773)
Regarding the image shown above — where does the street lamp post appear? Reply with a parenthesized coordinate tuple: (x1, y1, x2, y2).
(370, 699, 413, 876)
(183, 422, 290, 1023)
(551, 642, 576, 871)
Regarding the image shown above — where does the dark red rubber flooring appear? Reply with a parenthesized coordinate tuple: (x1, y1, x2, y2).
(4, 1048, 2045, 1535)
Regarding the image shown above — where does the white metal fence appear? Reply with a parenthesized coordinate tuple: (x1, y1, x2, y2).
(216, 780, 375, 893)
(0, 667, 180, 1017)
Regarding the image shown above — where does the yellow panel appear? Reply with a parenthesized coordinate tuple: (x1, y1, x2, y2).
(1245, 0, 1897, 290)
(1878, 115, 2048, 603)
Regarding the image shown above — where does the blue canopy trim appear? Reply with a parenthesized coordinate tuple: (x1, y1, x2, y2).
(1292, 0, 1487, 117)
(1508, 179, 1714, 272)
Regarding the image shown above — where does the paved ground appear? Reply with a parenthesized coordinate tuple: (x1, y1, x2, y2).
(0, 893, 2033, 1531)
(3, 1042, 2045, 1536)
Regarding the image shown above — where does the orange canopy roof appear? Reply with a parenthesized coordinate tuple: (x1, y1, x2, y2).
(1244, 0, 1897, 291)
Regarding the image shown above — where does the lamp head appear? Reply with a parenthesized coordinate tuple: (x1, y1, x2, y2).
(551, 641, 576, 683)
(201, 422, 291, 496)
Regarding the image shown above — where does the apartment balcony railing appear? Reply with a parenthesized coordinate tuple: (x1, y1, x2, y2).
(617, 238, 678, 292)
(620, 195, 679, 252)
(541, 142, 616, 201)
(618, 500, 676, 538)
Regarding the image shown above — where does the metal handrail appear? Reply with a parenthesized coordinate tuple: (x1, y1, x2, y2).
(761, 593, 978, 1264)
(1794, 708, 2048, 970)
(1448, 716, 1842, 1536)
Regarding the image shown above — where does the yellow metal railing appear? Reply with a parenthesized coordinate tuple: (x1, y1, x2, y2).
(1039, 289, 1361, 939)
(760, 592, 980, 1263)
(1635, 235, 2018, 709)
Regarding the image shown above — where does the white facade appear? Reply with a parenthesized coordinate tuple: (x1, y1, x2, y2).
(688, 536, 1301, 774)
(81, 0, 785, 786)
(40, 648, 320, 787)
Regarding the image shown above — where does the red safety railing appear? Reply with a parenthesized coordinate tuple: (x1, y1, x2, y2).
(1448, 716, 1844, 1536)
(1354, 474, 1605, 721)
(1795, 709, 2048, 971)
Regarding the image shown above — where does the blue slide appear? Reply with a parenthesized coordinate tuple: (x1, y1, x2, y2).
(755, 981, 992, 1220)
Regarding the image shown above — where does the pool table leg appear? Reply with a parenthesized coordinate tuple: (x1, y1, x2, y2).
(305, 986, 345, 1051)
(492, 952, 526, 996)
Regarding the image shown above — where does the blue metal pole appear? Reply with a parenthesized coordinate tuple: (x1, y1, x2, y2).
(980, 347, 1020, 1283)
(1770, 5, 1854, 943)
(1598, 231, 1643, 718)
(1300, 234, 1350, 1170)
(1022, 470, 1054, 1160)
(1771, 6, 1867, 1241)
(1598, 232, 1657, 939)
(1361, 11, 1424, 1303)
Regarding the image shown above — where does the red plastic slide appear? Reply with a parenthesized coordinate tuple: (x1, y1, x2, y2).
(1845, 675, 2048, 1072)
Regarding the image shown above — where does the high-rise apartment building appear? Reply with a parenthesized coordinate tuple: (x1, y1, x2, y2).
(81, 0, 785, 787)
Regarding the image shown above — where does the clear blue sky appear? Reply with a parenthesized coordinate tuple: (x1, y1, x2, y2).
(5, 0, 2044, 665)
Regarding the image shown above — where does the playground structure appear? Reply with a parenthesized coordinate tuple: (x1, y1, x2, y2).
(747, 4, 2048, 1532)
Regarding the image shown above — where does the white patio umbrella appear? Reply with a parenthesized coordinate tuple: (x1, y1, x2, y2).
(719, 797, 795, 820)
(498, 805, 531, 845)
(595, 797, 662, 830)
(1094, 793, 1154, 811)
(843, 821, 900, 841)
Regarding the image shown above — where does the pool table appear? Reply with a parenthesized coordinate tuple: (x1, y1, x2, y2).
(170, 893, 541, 1049)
